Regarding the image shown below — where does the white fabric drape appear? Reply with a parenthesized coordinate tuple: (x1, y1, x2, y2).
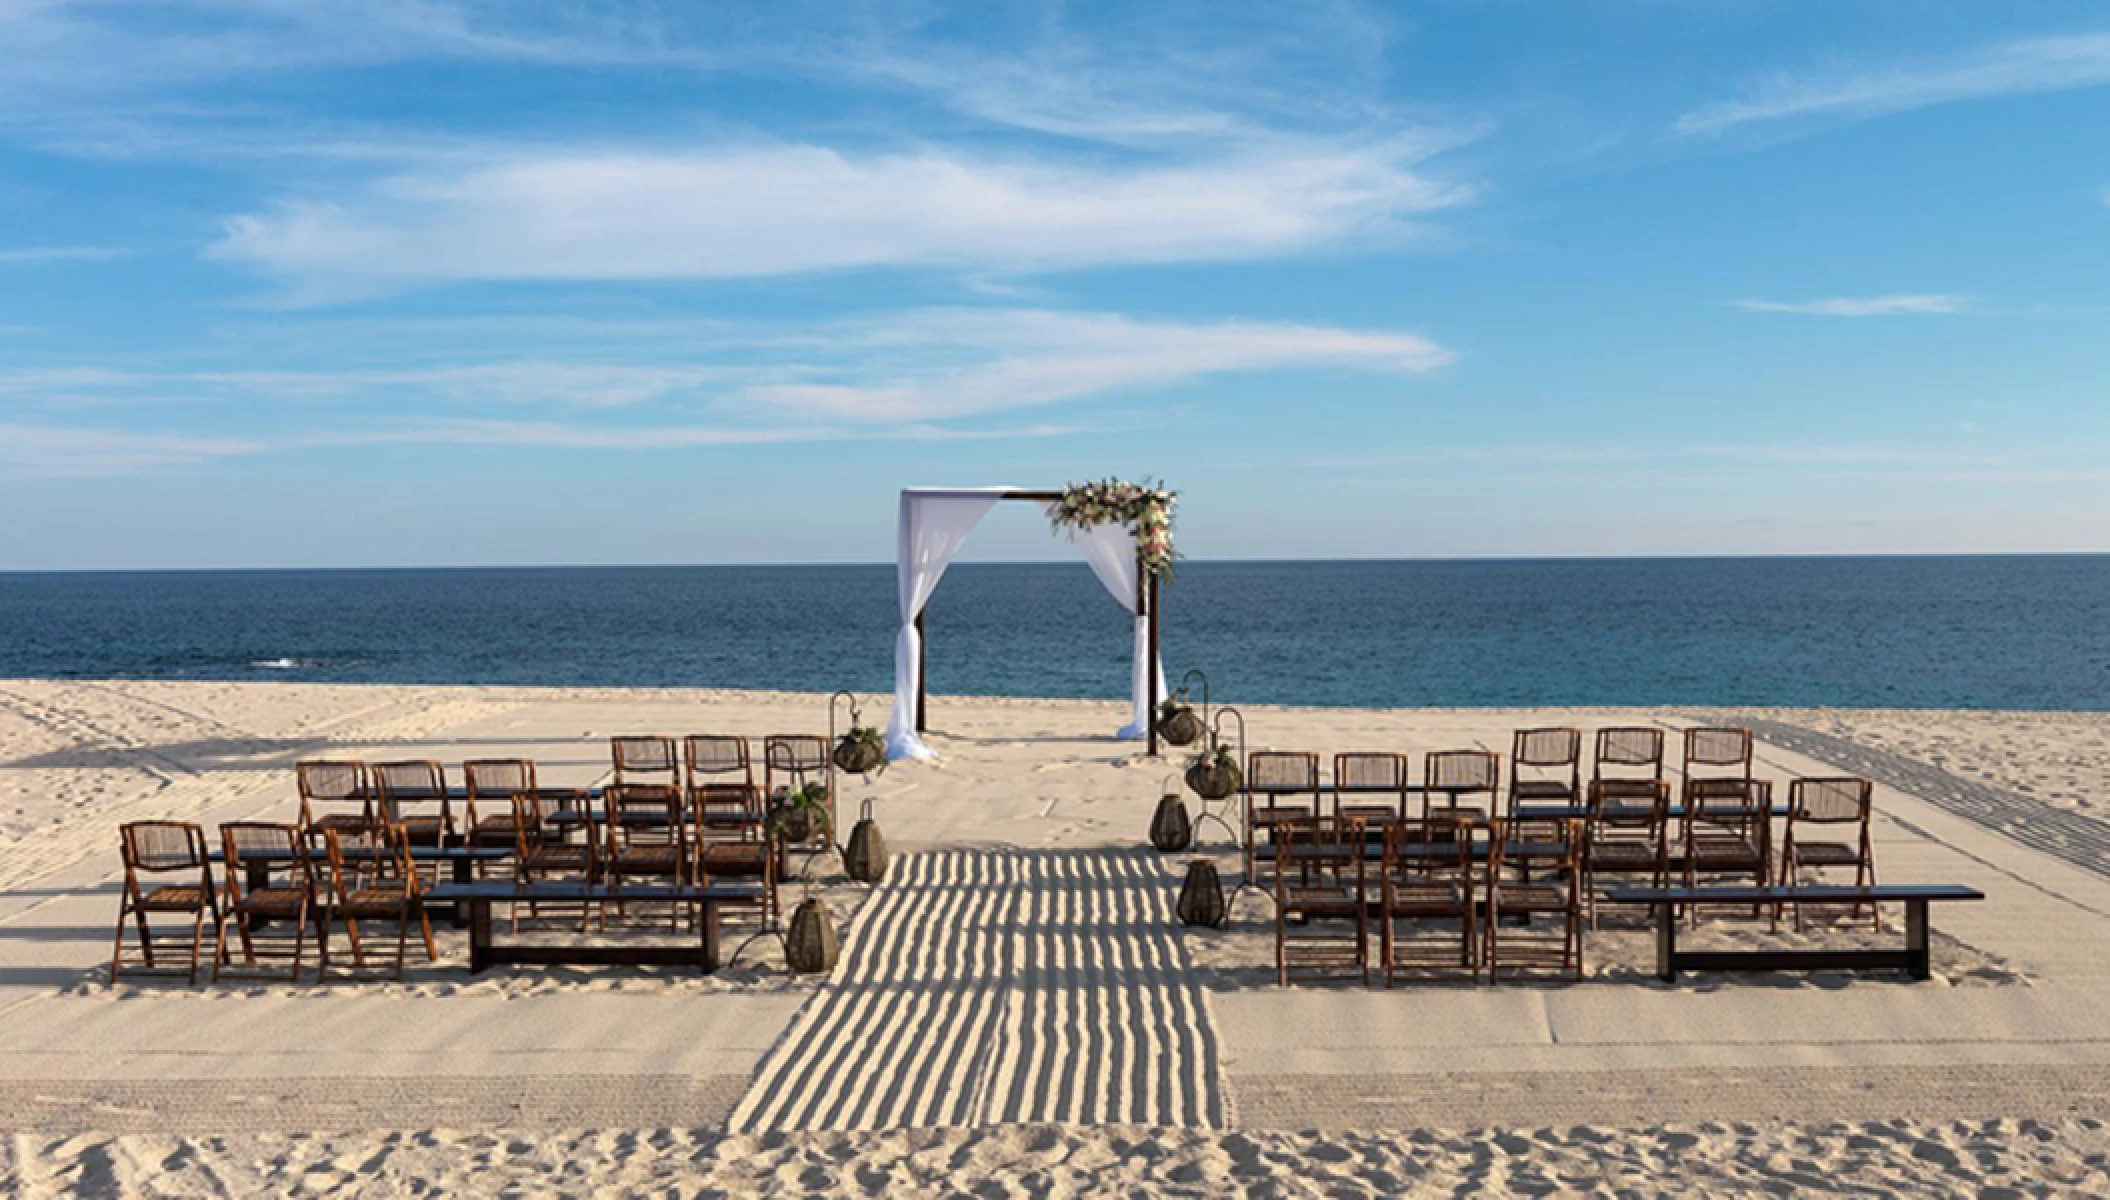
(884, 488, 1012, 760)
(1072, 520, 1167, 740)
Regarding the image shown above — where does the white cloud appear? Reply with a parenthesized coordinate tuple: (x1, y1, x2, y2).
(737, 308, 1452, 422)
(209, 138, 1469, 300)
(0, 245, 131, 263)
(0, 308, 1451, 419)
(0, 423, 264, 477)
(1733, 294, 1964, 317)
(1679, 32, 2110, 136)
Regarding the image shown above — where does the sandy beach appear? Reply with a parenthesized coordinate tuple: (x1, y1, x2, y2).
(3, 679, 2108, 1196)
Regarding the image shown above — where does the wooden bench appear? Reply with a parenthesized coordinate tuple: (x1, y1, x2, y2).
(1604, 884, 1985, 982)
(423, 881, 763, 974)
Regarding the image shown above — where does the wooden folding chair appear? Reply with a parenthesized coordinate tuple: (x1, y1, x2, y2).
(369, 760, 454, 856)
(1581, 772, 1671, 927)
(511, 790, 598, 933)
(1509, 728, 1582, 817)
(1681, 728, 1769, 915)
(1591, 727, 1665, 810)
(604, 782, 689, 928)
(1483, 817, 1583, 983)
(1424, 749, 1500, 827)
(1272, 815, 1370, 986)
(318, 823, 436, 982)
(1332, 752, 1409, 824)
(1779, 777, 1877, 930)
(296, 760, 373, 836)
(214, 821, 323, 982)
(1379, 813, 1477, 983)
(463, 758, 535, 852)
(109, 821, 218, 986)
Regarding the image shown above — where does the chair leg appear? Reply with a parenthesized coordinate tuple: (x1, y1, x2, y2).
(418, 907, 437, 962)
(132, 904, 156, 969)
(186, 906, 207, 986)
(109, 897, 132, 985)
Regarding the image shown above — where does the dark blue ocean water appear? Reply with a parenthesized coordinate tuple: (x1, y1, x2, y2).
(1, 558, 2106, 710)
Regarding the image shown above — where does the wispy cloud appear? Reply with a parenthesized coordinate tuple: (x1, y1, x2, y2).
(1733, 294, 1965, 317)
(1679, 32, 2110, 136)
(0, 306, 1451, 472)
(209, 137, 1471, 302)
(0, 423, 264, 478)
(0, 245, 131, 263)
(0, 308, 1452, 420)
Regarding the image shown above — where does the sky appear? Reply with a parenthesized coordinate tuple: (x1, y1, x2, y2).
(1, 0, 2107, 570)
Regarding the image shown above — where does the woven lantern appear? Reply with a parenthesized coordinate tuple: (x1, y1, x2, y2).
(1176, 860, 1227, 928)
(786, 897, 839, 974)
(844, 816, 889, 883)
(1148, 792, 1193, 852)
(1157, 704, 1204, 747)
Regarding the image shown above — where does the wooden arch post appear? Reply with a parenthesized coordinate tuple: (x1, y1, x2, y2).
(912, 488, 1161, 757)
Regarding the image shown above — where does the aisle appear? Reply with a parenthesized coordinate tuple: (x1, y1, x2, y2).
(728, 847, 1226, 1131)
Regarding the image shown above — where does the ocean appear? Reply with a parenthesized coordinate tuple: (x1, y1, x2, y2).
(1, 557, 2106, 710)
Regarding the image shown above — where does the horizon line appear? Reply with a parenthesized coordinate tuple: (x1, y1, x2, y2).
(4, 549, 2109, 575)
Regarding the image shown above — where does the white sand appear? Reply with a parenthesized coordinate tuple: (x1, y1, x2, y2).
(2, 680, 2108, 1196)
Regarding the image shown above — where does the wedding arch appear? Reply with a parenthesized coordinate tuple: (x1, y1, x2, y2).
(882, 483, 1173, 762)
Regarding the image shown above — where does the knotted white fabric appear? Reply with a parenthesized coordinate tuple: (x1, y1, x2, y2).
(884, 487, 1012, 760)
(1072, 520, 1168, 740)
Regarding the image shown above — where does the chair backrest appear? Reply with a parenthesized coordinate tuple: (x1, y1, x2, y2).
(371, 760, 445, 798)
(1273, 815, 1366, 892)
(612, 736, 680, 784)
(1594, 728, 1663, 778)
(219, 821, 307, 897)
(1381, 812, 1470, 882)
(1334, 752, 1405, 791)
(121, 820, 207, 875)
(1684, 727, 1753, 779)
(322, 822, 418, 901)
(1248, 751, 1319, 795)
(1789, 777, 1872, 826)
(764, 735, 828, 775)
(1513, 728, 1580, 769)
(686, 735, 753, 783)
(464, 758, 534, 800)
(1425, 749, 1499, 794)
(1491, 816, 1580, 877)
(297, 760, 367, 802)
(604, 782, 685, 846)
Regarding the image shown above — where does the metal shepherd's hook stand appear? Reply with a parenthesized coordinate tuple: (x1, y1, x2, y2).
(827, 688, 878, 854)
(1203, 705, 1268, 899)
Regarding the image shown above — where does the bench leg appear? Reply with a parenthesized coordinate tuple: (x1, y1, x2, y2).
(450, 856, 475, 929)
(700, 901, 721, 974)
(1906, 898, 1929, 981)
(468, 899, 492, 974)
(1655, 902, 1677, 983)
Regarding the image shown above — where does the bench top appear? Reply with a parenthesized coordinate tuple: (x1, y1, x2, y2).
(214, 846, 513, 863)
(426, 881, 762, 902)
(1605, 884, 1984, 904)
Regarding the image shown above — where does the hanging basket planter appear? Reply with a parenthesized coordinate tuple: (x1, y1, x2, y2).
(833, 726, 888, 776)
(843, 816, 889, 883)
(1177, 859, 1228, 928)
(1184, 746, 1243, 801)
(768, 783, 830, 847)
(1148, 792, 1193, 852)
(1157, 702, 1203, 747)
(786, 897, 840, 973)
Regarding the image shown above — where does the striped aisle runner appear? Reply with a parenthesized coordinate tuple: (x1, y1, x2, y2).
(728, 848, 1226, 1132)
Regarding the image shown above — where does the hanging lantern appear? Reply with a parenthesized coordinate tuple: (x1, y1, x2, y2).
(1149, 792, 1193, 852)
(1157, 703, 1204, 747)
(786, 897, 840, 973)
(1177, 859, 1227, 928)
(844, 816, 889, 883)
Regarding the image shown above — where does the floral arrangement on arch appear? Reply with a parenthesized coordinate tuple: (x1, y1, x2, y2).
(1047, 477, 1179, 581)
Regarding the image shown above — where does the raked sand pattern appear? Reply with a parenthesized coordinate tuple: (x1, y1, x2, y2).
(731, 847, 1226, 1132)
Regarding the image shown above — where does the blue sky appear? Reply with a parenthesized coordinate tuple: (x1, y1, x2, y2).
(1, 0, 2107, 569)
